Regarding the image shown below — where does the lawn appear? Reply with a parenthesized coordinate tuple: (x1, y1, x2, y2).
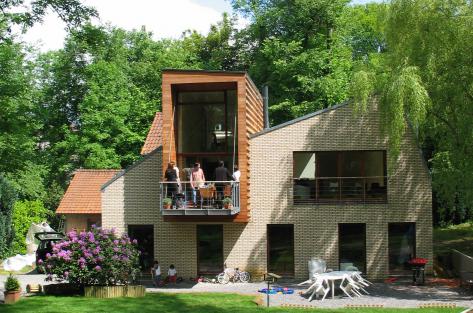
(1, 293, 464, 313)
(0, 265, 34, 275)
(434, 222, 473, 257)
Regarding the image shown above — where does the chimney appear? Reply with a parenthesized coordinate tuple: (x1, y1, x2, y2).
(263, 85, 269, 129)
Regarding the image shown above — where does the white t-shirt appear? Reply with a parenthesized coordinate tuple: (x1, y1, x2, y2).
(232, 170, 241, 182)
(154, 265, 161, 276)
(168, 268, 177, 276)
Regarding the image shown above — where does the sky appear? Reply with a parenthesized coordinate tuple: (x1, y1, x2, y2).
(20, 0, 381, 52)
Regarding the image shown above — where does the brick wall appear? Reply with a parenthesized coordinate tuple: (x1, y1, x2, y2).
(101, 101, 432, 280)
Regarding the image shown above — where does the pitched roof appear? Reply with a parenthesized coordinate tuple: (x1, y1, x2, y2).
(250, 101, 349, 139)
(141, 112, 163, 155)
(56, 169, 121, 215)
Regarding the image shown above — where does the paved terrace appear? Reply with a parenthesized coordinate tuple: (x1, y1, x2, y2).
(1, 274, 472, 309)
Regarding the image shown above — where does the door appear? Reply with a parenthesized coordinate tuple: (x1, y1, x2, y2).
(128, 225, 154, 272)
(267, 224, 294, 277)
(388, 222, 416, 274)
(339, 223, 366, 273)
(197, 225, 223, 275)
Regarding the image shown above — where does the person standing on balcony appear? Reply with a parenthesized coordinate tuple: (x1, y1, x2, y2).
(215, 161, 233, 208)
(165, 162, 178, 207)
(170, 161, 181, 192)
(190, 162, 205, 206)
(232, 165, 241, 182)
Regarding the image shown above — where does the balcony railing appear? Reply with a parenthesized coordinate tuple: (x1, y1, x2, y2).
(160, 181, 240, 216)
(293, 176, 387, 205)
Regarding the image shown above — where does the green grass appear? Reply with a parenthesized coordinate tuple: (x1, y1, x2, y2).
(434, 222, 473, 256)
(1, 293, 464, 313)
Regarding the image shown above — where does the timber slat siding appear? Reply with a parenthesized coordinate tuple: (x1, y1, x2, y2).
(161, 71, 264, 222)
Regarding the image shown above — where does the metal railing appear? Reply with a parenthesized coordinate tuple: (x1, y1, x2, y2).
(293, 176, 387, 205)
(160, 181, 240, 216)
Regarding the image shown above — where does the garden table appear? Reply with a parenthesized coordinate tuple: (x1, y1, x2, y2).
(312, 271, 359, 299)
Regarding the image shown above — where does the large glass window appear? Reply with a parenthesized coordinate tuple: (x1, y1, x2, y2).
(339, 224, 366, 273)
(177, 89, 238, 178)
(197, 225, 224, 275)
(293, 151, 387, 204)
(267, 224, 294, 277)
(388, 223, 416, 273)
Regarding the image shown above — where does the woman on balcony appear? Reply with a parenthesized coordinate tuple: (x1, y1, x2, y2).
(190, 162, 205, 207)
(165, 162, 178, 207)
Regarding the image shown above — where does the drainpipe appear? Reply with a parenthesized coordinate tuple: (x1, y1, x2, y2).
(263, 85, 269, 129)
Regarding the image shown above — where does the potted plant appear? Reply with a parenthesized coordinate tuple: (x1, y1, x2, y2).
(222, 197, 232, 209)
(4, 274, 21, 304)
(163, 198, 172, 209)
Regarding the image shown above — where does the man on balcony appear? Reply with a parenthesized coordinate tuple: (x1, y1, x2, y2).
(215, 161, 233, 209)
(190, 163, 205, 207)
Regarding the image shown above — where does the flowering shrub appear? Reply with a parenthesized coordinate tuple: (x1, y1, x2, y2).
(40, 226, 140, 286)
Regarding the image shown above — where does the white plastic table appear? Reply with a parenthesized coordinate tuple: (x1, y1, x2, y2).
(314, 271, 358, 299)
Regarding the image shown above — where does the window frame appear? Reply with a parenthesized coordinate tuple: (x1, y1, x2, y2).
(293, 150, 387, 204)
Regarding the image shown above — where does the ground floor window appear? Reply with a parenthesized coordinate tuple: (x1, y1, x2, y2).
(267, 224, 294, 277)
(339, 223, 366, 273)
(128, 225, 154, 272)
(388, 222, 416, 273)
(197, 225, 223, 275)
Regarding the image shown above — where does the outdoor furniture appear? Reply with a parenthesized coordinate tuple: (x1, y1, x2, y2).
(199, 185, 216, 208)
(409, 258, 428, 285)
(303, 271, 367, 301)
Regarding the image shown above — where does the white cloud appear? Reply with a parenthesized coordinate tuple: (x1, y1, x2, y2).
(20, 0, 238, 52)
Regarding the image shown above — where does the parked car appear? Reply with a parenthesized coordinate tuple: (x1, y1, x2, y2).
(34, 232, 65, 272)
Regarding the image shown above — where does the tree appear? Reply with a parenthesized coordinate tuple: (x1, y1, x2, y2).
(351, 0, 473, 224)
(0, 174, 18, 258)
(11, 200, 51, 255)
(232, 0, 353, 124)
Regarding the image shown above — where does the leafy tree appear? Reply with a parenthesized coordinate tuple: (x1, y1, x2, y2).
(351, 0, 473, 223)
(11, 200, 51, 255)
(232, 0, 353, 124)
(0, 174, 18, 258)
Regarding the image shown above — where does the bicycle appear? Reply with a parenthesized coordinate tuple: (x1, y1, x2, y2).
(217, 267, 251, 284)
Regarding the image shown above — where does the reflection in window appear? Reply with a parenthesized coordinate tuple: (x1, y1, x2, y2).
(339, 223, 366, 273)
(267, 224, 294, 277)
(197, 225, 223, 275)
(389, 223, 416, 273)
(293, 151, 387, 204)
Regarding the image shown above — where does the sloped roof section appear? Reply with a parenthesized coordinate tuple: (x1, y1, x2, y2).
(56, 169, 121, 214)
(141, 112, 163, 155)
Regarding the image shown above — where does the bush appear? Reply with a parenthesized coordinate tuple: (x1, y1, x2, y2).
(5, 274, 20, 291)
(41, 226, 140, 286)
(11, 200, 51, 255)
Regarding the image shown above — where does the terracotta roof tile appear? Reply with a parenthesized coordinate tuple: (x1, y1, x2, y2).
(141, 112, 163, 155)
(56, 169, 120, 214)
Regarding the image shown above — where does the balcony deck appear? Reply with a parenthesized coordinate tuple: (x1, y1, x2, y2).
(160, 181, 240, 216)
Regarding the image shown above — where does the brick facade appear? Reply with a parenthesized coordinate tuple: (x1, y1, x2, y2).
(101, 100, 432, 280)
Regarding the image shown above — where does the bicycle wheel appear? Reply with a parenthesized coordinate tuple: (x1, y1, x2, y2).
(217, 273, 230, 284)
(239, 271, 251, 283)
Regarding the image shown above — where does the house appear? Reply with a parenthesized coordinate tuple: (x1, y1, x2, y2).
(58, 69, 433, 280)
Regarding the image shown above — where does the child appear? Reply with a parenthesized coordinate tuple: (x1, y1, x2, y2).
(167, 264, 177, 284)
(151, 260, 161, 287)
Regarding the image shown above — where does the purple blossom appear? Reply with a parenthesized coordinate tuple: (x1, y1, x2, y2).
(46, 253, 51, 259)
(64, 271, 69, 278)
(113, 240, 119, 245)
(132, 239, 138, 244)
(37, 259, 43, 265)
(94, 265, 102, 272)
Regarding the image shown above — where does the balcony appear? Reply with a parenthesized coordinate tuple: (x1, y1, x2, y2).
(293, 176, 387, 205)
(160, 181, 240, 216)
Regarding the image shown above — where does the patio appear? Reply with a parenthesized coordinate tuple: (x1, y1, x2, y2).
(1, 274, 471, 309)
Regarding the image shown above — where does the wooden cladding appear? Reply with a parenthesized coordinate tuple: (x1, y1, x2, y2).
(161, 70, 264, 223)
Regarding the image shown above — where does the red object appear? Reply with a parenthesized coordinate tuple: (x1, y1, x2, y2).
(168, 275, 177, 283)
(409, 258, 428, 266)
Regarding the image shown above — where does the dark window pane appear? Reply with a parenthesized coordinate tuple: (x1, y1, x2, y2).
(268, 225, 294, 276)
(388, 223, 416, 273)
(341, 152, 363, 177)
(197, 225, 223, 275)
(341, 178, 364, 199)
(339, 223, 366, 273)
(318, 152, 338, 177)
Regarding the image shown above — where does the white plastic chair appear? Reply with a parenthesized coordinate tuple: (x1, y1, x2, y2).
(307, 277, 330, 301)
